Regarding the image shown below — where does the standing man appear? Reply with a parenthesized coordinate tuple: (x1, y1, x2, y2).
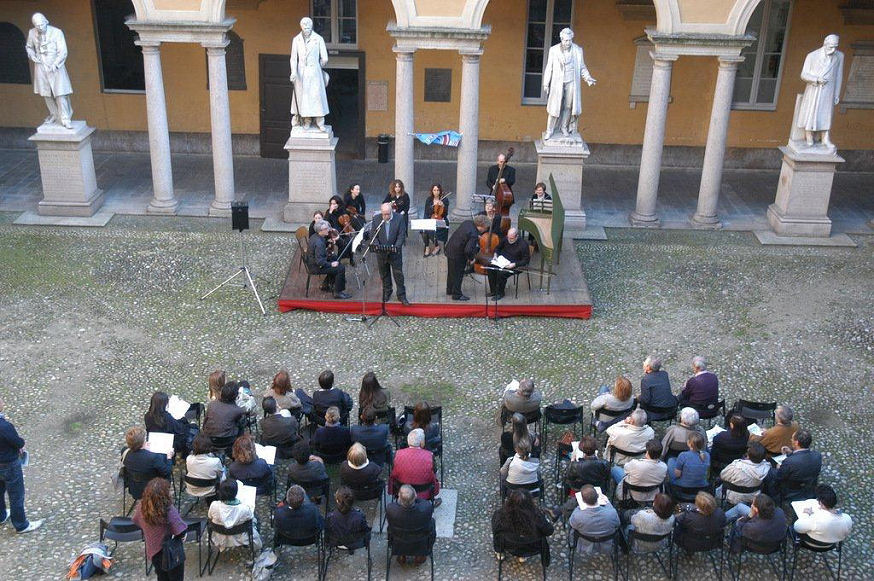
(367, 202, 408, 305)
(542, 28, 596, 140)
(25, 12, 74, 129)
(290, 17, 329, 132)
(798, 34, 844, 149)
(486, 153, 515, 194)
(445, 215, 489, 301)
(487, 228, 530, 300)
(0, 399, 42, 533)
(308, 219, 350, 299)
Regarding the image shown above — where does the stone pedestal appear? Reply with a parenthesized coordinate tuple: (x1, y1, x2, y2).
(535, 134, 589, 231)
(28, 121, 104, 217)
(283, 126, 338, 224)
(767, 145, 844, 237)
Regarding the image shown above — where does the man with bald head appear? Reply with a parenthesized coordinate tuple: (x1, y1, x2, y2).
(486, 153, 515, 194)
(487, 227, 530, 300)
(26, 12, 74, 129)
(366, 202, 408, 305)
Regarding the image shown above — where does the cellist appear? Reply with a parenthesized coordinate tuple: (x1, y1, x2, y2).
(444, 214, 489, 301)
(476, 198, 504, 238)
(422, 183, 450, 257)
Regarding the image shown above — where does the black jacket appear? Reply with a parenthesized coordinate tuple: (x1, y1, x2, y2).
(486, 164, 516, 192)
(123, 448, 172, 499)
(445, 220, 481, 261)
(275, 501, 324, 539)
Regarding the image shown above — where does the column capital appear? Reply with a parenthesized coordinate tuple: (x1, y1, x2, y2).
(203, 39, 231, 51)
(136, 41, 162, 52)
(393, 46, 416, 59)
(717, 55, 744, 67)
(459, 49, 483, 60)
(649, 51, 679, 67)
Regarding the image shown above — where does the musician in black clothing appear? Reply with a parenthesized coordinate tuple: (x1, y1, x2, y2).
(445, 214, 489, 301)
(308, 210, 324, 237)
(486, 153, 516, 193)
(343, 183, 366, 218)
(487, 228, 530, 300)
(475, 199, 504, 237)
(384, 179, 411, 232)
(530, 182, 552, 204)
(365, 203, 409, 305)
(308, 220, 350, 299)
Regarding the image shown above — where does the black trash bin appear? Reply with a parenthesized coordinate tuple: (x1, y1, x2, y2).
(377, 134, 390, 164)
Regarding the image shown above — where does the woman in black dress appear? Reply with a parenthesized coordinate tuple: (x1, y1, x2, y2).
(384, 179, 410, 231)
(343, 183, 367, 228)
(422, 183, 450, 257)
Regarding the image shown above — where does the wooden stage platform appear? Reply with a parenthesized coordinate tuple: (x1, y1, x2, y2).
(278, 233, 592, 319)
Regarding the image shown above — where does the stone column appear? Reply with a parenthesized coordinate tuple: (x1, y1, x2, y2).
(137, 42, 177, 214)
(394, 47, 415, 195)
(205, 43, 236, 216)
(692, 56, 742, 228)
(451, 50, 483, 221)
(631, 53, 676, 227)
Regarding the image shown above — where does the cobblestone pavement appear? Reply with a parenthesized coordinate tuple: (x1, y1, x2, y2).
(0, 214, 871, 579)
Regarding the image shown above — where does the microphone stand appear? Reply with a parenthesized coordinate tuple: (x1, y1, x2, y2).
(362, 217, 400, 329)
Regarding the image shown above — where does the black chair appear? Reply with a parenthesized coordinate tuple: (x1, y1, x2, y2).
(369, 406, 397, 429)
(182, 517, 207, 577)
(122, 468, 167, 517)
(286, 474, 332, 517)
(205, 519, 256, 575)
(501, 477, 544, 503)
(623, 528, 673, 580)
(385, 522, 436, 581)
(683, 400, 726, 428)
(728, 533, 787, 581)
(389, 477, 438, 505)
(672, 524, 726, 581)
(789, 533, 842, 581)
(348, 478, 386, 533)
(99, 517, 147, 576)
(590, 407, 633, 436)
(636, 401, 678, 429)
(613, 479, 665, 509)
(500, 405, 542, 434)
(663, 439, 690, 461)
(606, 445, 645, 467)
(186, 402, 205, 429)
(709, 441, 748, 476)
(718, 481, 763, 510)
(494, 531, 549, 581)
(365, 443, 393, 470)
(775, 475, 819, 505)
(297, 232, 328, 298)
(323, 527, 372, 581)
(731, 399, 777, 428)
(178, 472, 221, 515)
(274, 528, 324, 581)
(568, 529, 619, 581)
(670, 483, 712, 504)
(542, 403, 586, 450)
(400, 405, 445, 483)
(207, 434, 236, 459)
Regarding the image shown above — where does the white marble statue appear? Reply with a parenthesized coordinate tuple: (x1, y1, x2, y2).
(542, 28, 596, 140)
(25, 12, 74, 129)
(798, 34, 844, 149)
(290, 17, 329, 132)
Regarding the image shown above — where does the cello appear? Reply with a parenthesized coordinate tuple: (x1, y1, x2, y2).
(491, 147, 515, 235)
(473, 219, 500, 276)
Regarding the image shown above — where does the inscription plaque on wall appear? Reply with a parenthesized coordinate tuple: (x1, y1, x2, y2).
(628, 36, 672, 109)
(841, 41, 874, 112)
(367, 81, 389, 111)
(424, 68, 452, 102)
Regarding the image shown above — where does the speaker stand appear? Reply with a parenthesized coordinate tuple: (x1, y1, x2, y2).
(200, 230, 266, 315)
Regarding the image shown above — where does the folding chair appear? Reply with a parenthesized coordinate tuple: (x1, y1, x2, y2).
(613, 479, 665, 510)
(590, 407, 633, 437)
(683, 400, 726, 428)
(178, 473, 221, 515)
(286, 474, 332, 517)
(274, 528, 323, 580)
(789, 532, 842, 581)
(205, 519, 256, 575)
(99, 517, 147, 576)
(323, 527, 372, 581)
(182, 517, 207, 577)
(542, 403, 586, 450)
(636, 401, 678, 429)
(623, 528, 673, 580)
(718, 481, 763, 510)
(501, 477, 544, 504)
(672, 525, 725, 581)
(348, 478, 387, 533)
(495, 531, 549, 581)
(389, 477, 438, 505)
(385, 522, 435, 581)
(728, 533, 787, 581)
(568, 529, 619, 580)
(669, 483, 713, 504)
(401, 405, 445, 483)
(731, 399, 777, 428)
(606, 445, 646, 468)
(500, 405, 542, 435)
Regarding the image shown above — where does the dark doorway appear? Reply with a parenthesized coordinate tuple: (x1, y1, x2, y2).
(259, 52, 365, 160)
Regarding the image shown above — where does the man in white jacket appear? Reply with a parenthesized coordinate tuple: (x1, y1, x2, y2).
(719, 441, 770, 506)
(542, 28, 596, 140)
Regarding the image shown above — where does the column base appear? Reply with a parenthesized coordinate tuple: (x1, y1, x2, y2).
(767, 146, 843, 238)
(535, 139, 590, 231)
(209, 200, 232, 217)
(147, 199, 179, 215)
(690, 213, 723, 229)
(629, 211, 660, 228)
(285, 127, 338, 224)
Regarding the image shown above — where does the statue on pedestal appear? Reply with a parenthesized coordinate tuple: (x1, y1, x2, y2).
(542, 28, 596, 141)
(797, 34, 844, 150)
(25, 13, 74, 129)
(290, 17, 330, 132)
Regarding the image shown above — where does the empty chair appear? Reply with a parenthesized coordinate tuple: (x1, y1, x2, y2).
(542, 402, 585, 449)
(732, 399, 777, 428)
(99, 517, 146, 575)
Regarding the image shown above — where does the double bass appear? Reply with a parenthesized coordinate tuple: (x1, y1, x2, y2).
(473, 220, 500, 276)
(491, 147, 515, 235)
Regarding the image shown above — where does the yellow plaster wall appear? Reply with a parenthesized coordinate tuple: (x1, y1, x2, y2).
(414, 0, 468, 18)
(676, 0, 735, 24)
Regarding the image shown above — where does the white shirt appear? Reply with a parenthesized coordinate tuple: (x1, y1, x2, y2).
(794, 508, 853, 544)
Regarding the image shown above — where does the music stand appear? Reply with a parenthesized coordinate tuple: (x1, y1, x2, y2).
(356, 215, 400, 329)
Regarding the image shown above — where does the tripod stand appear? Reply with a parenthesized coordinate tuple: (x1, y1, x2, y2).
(361, 217, 400, 329)
(200, 229, 266, 315)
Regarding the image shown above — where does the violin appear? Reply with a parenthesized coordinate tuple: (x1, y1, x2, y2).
(326, 228, 340, 256)
(431, 199, 446, 220)
(338, 214, 355, 235)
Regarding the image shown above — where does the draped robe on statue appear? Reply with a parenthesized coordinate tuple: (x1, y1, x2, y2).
(289, 31, 329, 119)
(797, 47, 844, 133)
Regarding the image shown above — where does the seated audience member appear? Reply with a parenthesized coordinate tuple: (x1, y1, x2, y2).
(122, 426, 173, 500)
(207, 370, 226, 402)
(312, 370, 354, 425)
(358, 371, 391, 420)
(500, 439, 540, 491)
(612, 439, 667, 504)
(131, 478, 188, 580)
(325, 486, 372, 552)
(711, 414, 750, 472)
(202, 381, 245, 441)
(288, 441, 328, 486)
(793, 484, 853, 544)
(262, 369, 302, 413)
(351, 409, 392, 466)
(750, 405, 799, 456)
(622, 493, 675, 552)
(728, 493, 787, 553)
(403, 402, 442, 452)
(144, 390, 196, 457)
(670, 432, 710, 495)
(491, 489, 555, 562)
(674, 491, 727, 553)
(385, 484, 436, 566)
(565, 435, 610, 489)
(208, 479, 263, 551)
(605, 409, 654, 466)
(773, 429, 822, 502)
(590, 376, 635, 431)
(638, 356, 677, 420)
(228, 434, 274, 495)
(677, 356, 718, 407)
(661, 407, 706, 462)
(259, 396, 300, 459)
(390, 429, 441, 506)
(568, 485, 621, 555)
(501, 379, 542, 415)
(311, 406, 352, 460)
(274, 484, 325, 542)
(208, 370, 255, 414)
(500, 412, 540, 466)
(718, 441, 769, 507)
(185, 432, 225, 499)
(340, 443, 383, 489)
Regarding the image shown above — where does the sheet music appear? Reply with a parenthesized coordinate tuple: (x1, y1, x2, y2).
(747, 423, 764, 436)
(147, 432, 174, 456)
(491, 255, 512, 269)
(410, 218, 438, 232)
(167, 395, 190, 420)
(791, 499, 820, 518)
(352, 227, 366, 253)
(575, 486, 609, 509)
(706, 425, 726, 447)
(236, 481, 257, 509)
(771, 454, 787, 467)
(255, 443, 277, 465)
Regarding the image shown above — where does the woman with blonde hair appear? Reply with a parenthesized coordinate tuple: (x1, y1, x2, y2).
(132, 478, 187, 580)
(339, 443, 382, 488)
(590, 376, 635, 431)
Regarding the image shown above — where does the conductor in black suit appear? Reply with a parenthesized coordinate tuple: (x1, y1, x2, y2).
(486, 153, 516, 193)
(444, 214, 489, 301)
(367, 203, 408, 305)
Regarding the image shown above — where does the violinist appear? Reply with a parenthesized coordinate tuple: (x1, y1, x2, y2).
(475, 199, 504, 238)
(384, 179, 410, 232)
(307, 220, 350, 299)
(486, 153, 515, 193)
(343, 183, 366, 226)
(487, 228, 530, 301)
(308, 210, 324, 237)
(325, 195, 345, 230)
(326, 194, 358, 265)
(422, 183, 450, 257)
(444, 214, 489, 301)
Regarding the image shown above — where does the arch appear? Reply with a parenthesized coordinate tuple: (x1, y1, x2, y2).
(653, 0, 763, 36)
(131, 0, 226, 24)
(391, 0, 491, 30)
(0, 22, 30, 85)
